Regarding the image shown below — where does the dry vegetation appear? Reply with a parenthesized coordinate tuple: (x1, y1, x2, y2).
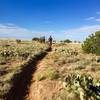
(0, 39, 49, 99)
(29, 43, 100, 100)
(52, 43, 100, 79)
(0, 39, 100, 100)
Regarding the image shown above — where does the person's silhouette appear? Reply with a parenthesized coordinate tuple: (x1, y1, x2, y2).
(48, 36, 53, 46)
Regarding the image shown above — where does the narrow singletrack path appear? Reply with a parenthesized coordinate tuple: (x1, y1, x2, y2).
(7, 50, 50, 100)
(25, 48, 62, 100)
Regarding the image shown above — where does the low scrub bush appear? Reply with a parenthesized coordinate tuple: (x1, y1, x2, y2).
(82, 31, 100, 55)
(64, 39, 72, 43)
(16, 39, 21, 43)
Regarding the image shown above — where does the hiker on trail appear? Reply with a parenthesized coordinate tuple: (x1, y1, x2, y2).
(48, 35, 53, 46)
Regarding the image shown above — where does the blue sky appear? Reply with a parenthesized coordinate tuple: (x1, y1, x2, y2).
(0, 0, 100, 41)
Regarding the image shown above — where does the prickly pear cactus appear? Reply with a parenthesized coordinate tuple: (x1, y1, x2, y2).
(62, 74, 100, 100)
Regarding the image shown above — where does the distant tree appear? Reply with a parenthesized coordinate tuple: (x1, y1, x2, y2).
(64, 39, 72, 43)
(74, 40, 77, 43)
(53, 40, 56, 43)
(78, 41, 81, 43)
(60, 40, 63, 43)
(40, 36, 45, 43)
(16, 39, 21, 43)
(32, 37, 40, 41)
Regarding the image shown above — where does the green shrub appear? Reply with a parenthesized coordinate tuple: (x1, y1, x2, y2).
(82, 31, 100, 55)
(64, 39, 72, 43)
(16, 39, 21, 43)
(32, 36, 45, 43)
(32, 37, 40, 41)
(40, 36, 45, 43)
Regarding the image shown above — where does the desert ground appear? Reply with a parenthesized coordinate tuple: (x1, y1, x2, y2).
(0, 40, 100, 100)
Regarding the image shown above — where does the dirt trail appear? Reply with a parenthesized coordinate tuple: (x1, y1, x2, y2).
(25, 49, 62, 100)
(6, 50, 49, 100)
(7, 47, 62, 100)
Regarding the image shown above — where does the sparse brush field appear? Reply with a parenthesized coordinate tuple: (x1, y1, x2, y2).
(0, 39, 49, 99)
(0, 39, 100, 100)
(51, 43, 100, 79)
(30, 43, 100, 100)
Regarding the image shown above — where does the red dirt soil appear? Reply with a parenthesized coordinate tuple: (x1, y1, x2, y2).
(25, 51, 63, 100)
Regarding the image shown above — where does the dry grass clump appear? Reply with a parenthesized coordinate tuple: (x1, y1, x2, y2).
(74, 60, 91, 70)
(34, 68, 59, 81)
(91, 63, 100, 71)
(0, 40, 49, 99)
(53, 88, 80, 100)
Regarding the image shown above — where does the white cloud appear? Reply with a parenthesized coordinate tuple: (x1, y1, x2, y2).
(0, 24, 33, 39)
(85, 11, 100, 22)
(97, 12, 100, 14)
(0, 24, 32, 34)
(64, 25, 100, 34)
(85, 17, 95, 20)
(0, 23, 55, 39)
(63, 25, 100, 41)
(85, 17, 100, 22)
(95, 18, 100, 22)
